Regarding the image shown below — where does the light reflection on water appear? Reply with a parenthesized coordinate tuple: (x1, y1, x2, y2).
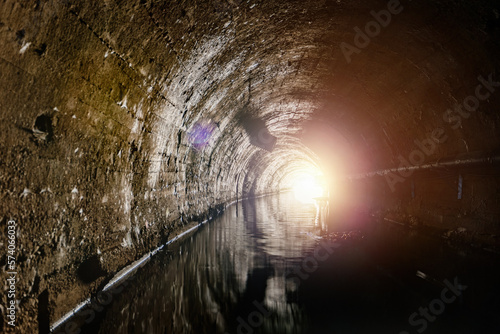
(80, 192, 500, 334)
(89, 192, 328, 334)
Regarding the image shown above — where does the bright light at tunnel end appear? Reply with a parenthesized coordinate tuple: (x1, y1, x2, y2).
(291, 171, 327, 204)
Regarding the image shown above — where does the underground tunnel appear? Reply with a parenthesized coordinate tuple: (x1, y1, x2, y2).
(1, 0, 500, 332)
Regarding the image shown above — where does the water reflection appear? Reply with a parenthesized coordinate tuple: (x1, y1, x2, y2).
(77, 192, 500, 334)
(77, 193, 322, 333)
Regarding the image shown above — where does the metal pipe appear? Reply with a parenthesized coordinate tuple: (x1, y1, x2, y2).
(347, 155, 500, 180)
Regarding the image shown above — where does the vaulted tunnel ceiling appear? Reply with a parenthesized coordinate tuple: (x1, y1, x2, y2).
(7, 0, 499, 194)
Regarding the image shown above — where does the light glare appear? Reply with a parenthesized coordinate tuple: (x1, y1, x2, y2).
(292, 173, 325, 204)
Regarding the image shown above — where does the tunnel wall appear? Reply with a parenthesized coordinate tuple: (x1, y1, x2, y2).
(0, 0, 264, 331)
(342, 164, 500, 242)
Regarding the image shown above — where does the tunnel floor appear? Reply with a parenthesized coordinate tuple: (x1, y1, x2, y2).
(54, 193, 500, 334)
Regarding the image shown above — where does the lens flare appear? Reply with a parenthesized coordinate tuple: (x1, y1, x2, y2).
(188, 119, 217, 150)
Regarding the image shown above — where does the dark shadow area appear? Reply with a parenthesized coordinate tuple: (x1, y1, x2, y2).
(38, 289, 50, 334)
(238, 112, 277, 152)
(77, 255, 107, 284)
(33, 114, 53, 142)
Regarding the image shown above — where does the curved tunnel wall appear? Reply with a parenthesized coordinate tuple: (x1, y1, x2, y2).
(1, 0, 500, 331)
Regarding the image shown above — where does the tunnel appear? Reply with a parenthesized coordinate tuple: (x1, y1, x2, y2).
(1, 0, 500, 332)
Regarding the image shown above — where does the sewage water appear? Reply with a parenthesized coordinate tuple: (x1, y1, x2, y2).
(63, 192, 500, 334)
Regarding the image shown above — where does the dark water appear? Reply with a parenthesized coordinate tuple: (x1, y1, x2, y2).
(67, 192, 500, 334)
